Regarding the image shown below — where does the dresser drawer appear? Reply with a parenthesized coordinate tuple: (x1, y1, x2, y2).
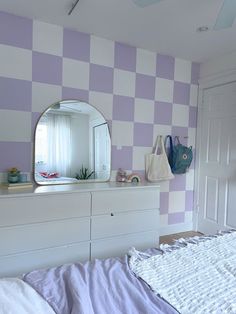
(0, 192, 91, 227)
(92, 188, 159, 215)
(91, 230, 158, 260)
(0, 217, 90, 256)
(0, 241, 90, 277)
(91, 209, 158, 240)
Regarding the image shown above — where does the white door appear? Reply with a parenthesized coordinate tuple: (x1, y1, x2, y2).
(197, 82, 236, 234)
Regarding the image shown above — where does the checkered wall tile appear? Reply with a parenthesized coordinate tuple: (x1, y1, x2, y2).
(0, 12, 200, 227)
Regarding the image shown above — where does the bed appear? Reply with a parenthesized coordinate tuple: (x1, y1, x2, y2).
(34, 172, 79, 185)
(1, 230, 236, 314)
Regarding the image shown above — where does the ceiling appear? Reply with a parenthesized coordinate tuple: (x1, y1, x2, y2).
(0, 0, 236, 62)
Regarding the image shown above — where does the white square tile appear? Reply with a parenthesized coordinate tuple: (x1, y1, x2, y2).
(169, 191, 186, 213)
(136, 48, 156, 76)
(113, 69, 135, 97)
(160, 214, 168, 227)
(172, 103, 189, 127)
(174, 58, 192, 83)
(90, 35, 114, 67)
(132, 146, 151, 170)
(188, 127, 196, 147)
(0, 110, 31, 142)
(63, 58, 89, 90)
(134, 98, 154, 123)
(186, 169, 195, 190)
(112, 121, 133, 146)
(185, 211, 193, 223)
(159, 180, 170, 193)
(155, 78, 174, 102)
(89, 91, 113, 120)
(0, 44, 32, 80)
(153, 124, 172, 145)
(32, 82, 62, 112)
(190, 84, 198, 107)
(33, 20, 63, 56)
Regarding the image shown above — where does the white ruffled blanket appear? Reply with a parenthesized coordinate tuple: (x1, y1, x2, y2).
(0, 278, 55, 314)
(129, 231, 236, 314)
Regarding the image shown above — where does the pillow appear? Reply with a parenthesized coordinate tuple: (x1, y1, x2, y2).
(0, 278, 55, 314)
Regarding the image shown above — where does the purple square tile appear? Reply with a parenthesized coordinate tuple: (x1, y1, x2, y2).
(186, 190, 194, 211)
(168, 212, 185, 224)
(170, 174, 186, 191)
(0, 142, 31, 172)
(154, 101, 173, 125)
(0, 11, 32, 49)
(160, 192, 169, 214)
(189, 106, 198, 128)
(0, 77, 32, 111)
(171, 126, 188, 145)
(133, 123, 153, 146)
(32, 52, 62, 85)
(114, 42, 136, 72)
(63, 29, 90, 62)
(112, 95, 134, 121)
(191, 62, 200, 85)
(135, 74, 155, 100)
(173, 81, 190, 106)
(156, 54, 175, 80)
(111, 146, 133, 170)
(62, 87, 89, 103)
(89, 64, 113, 93)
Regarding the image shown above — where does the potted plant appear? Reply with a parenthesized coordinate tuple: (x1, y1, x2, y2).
(8, 167, 20, 183)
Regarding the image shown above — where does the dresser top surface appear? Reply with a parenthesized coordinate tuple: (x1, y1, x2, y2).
(0, 181, 160, 198)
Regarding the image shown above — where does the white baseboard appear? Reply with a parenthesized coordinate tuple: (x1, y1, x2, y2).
(159, 222, 194, 236)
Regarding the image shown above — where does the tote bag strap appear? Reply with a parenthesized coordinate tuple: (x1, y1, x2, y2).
(159, 135, 165, 154)
(165, 135, 174, 167)
(174, 136, 181, 145)
(153, 135, 164, 154)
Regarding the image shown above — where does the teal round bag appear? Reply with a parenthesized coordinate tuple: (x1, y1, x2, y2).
(172, 137, 193, 174)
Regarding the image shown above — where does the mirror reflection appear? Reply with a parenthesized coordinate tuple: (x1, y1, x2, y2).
(34, 100, 111, 185)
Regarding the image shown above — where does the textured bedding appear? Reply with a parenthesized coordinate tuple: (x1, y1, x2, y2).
(130, 231, 236, 314)
(23, 253, 178, 314)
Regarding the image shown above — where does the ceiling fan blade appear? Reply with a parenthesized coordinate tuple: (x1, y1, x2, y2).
(132, 0, 163, 8)
(214, 0, 236, 30)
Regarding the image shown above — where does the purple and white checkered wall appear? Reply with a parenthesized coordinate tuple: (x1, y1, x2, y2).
(0, 11, 199, 228)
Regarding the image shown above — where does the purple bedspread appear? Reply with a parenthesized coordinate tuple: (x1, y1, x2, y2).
(23, 254, 178, 314)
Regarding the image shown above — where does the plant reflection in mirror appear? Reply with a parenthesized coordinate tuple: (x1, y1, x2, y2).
(75, 165, 94, 180)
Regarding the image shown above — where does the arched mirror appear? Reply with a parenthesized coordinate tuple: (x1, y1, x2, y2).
(34, 100, 111, 185)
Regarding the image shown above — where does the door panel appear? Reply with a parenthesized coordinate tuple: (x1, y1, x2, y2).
(226, 179, 236, 228)
(204, 176, 219, 223)
(206, 119, 221, 163)
(197, 82, 236, 234)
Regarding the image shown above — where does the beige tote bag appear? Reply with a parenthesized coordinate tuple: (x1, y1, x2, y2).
(145, 135, 174, 182)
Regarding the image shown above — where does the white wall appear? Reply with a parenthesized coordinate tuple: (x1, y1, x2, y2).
(200, 50, 236, 79)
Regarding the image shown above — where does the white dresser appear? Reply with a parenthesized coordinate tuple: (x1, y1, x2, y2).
(0, 182, 160, 276)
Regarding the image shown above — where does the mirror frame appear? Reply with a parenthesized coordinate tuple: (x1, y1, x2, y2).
(33, 99, 111, 186)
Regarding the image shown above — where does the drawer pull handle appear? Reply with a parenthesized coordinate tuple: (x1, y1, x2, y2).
(111, 213, 114, 216)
